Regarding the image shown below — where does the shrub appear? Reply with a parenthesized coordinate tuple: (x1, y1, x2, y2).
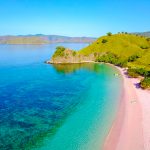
(96, 53, 117, 63)
(72, 51, 76, 56)
(128, 54, 140, 62)
(102, 39, 108, 43)
(127, 68, 139, 78)
(127, 68, 150, 78)
(115, 60, 128, 67)
(96, 52, 127, 67)
(107, 32, 112, 36)
(94, 52, 98, 57)
(140, 77, 150, 89)
(53, 46, 65, 57)
(136, 68, 150, 77)
(140, 45, 149, 49)
(146, 38, 150, 42)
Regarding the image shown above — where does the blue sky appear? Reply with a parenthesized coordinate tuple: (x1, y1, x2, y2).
(0, 0, 149, 37)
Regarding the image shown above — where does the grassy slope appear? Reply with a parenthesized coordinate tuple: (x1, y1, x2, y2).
(130, 50, 150, 69)
(79, 34, 150, 70)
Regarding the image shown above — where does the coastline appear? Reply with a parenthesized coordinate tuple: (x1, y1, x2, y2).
(46, 60, 95, 64)
(104, 66, 150, 150)
(46, 61, 150, 149)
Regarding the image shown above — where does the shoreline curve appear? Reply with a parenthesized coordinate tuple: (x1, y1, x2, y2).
(103, 66, 146, 150)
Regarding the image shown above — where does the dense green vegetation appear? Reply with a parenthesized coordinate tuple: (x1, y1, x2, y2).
(140, 77, 150, 89)
(128, 54, 141, 62)
(127, 68, 150, 77)
(102, 39, 108, 43)
(72, 51, 77, 56)
(107, 32, 112, 36)
(53, 46, 66, 57)
(127, 68, 150, 89)
(127, 68, 140, 78)
(96, 52, 127, 67)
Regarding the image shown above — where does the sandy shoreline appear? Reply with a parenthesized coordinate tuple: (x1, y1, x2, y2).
(103, 66, 150, 150)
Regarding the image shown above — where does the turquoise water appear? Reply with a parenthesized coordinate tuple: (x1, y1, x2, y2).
(0, 44, 122, 150)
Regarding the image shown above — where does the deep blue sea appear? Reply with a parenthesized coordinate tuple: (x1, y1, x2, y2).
(0, 43, 122, 150)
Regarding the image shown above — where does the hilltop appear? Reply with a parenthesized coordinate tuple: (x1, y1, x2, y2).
(79, 33, 150, 69)
(0, 35, 96, 45)
(48, 33, 150, 89)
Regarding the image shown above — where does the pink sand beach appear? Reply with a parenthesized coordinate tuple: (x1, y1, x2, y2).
(104, 67, 150, 150)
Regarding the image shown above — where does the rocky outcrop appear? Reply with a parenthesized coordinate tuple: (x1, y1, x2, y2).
(46, 48, 95, 64)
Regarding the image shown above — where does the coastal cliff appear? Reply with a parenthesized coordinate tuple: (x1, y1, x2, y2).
(46, 46, 95, 64)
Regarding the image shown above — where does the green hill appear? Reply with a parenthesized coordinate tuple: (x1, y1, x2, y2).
(79, 33, 150, 89)
(79, 33, 150, 69)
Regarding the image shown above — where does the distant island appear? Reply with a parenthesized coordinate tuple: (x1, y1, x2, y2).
(133, 31, 150, 37)
(1, 32, 149, 45)
(47, 32, 150, 89)
(0, 35, 96, 45)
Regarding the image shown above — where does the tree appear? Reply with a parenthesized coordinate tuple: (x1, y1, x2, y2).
(140, 77, 150, 89)
(102, 39, 108, 43)
(128, 54, 140, 62)
(107, 32, 112, 36)
(72, 51, 76, 56)
(53, 46, 66, 57)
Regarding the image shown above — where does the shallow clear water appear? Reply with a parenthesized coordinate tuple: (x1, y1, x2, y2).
(0, 44, 122, 150)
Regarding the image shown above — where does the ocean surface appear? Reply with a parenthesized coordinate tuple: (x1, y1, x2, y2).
(0, 43, 122, 150)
